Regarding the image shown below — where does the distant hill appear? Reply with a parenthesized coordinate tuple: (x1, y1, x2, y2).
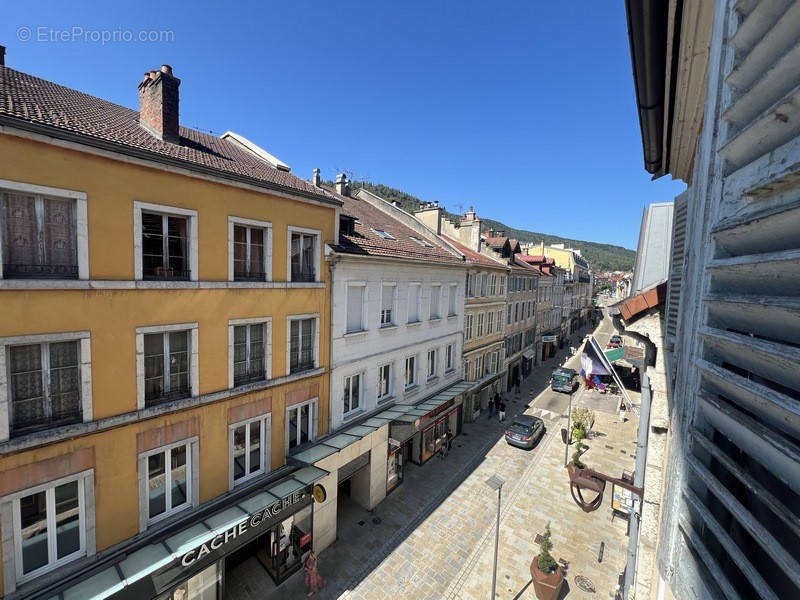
(334, 181, 636, 273)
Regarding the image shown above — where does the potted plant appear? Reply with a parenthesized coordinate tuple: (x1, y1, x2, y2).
(530, 522, 565, 600)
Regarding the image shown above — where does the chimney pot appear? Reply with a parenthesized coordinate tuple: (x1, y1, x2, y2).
(0, 45, 6, 67)
(312, 168, 321, 187)
(335, 173, 350, 197)
(160, 64, 173, 76)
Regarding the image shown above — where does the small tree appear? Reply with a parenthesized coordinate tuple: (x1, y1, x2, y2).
(571, 407, 595, 433)
(537, 522, 558, 573)
(572, 441, 588, 469)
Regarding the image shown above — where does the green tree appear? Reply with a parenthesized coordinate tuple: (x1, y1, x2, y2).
(537, 522, 558, 573)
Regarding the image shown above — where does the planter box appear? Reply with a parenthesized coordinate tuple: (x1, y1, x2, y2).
(530, 555, 564, 600)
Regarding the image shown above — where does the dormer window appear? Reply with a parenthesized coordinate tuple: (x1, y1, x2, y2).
(372, 229, 395, 240)
(340, 215, 356, 236)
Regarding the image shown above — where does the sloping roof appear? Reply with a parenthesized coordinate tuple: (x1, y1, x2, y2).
(326, 188, 463, 264)
(618, 282, 667, 321)
(0, 66, 337, 203)
(484, 236, 509, 249)
(442, 236, 506, 268)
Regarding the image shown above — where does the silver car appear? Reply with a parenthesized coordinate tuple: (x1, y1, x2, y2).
(504, 415, 545, 449)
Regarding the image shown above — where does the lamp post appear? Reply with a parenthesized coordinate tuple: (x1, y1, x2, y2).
(485, 474, 505, 599)
(564, 389, 574, 467)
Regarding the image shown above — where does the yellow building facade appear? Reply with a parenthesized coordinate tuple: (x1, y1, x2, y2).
(0, 64, 339, 599)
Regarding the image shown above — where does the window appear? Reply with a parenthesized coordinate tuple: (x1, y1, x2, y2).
(141, 212, 190, 281)
(231, 220, 269, 281)
(144, 331, 190, 404)
(467, 272, 476, 297)
(528, 301, 533, 320)
(378, 363, 392, 401)
(346, 284, 366, 334)
(343, 373, 361, 416)
(430, 285, 441, 320)
(11, 475, 87, 582)
(7, 341, 82, 435)
(372, 228, 395, 239)
(289, 317, 317, 374)
(404, 356, 416, 388)
(480, 273, 488, 297)
(477, 312, 484, 337)
(427, 349, 437, 379)
(1, 190, 78, 279)
(497, 309, 504, 332)
(514, 302, 520, 322)
(475, 355, 484, 379)
(409, 236, 433, 247)
(232, 323, 267, 385)
(446, 344, 454, 372)
(488, 274, 497, 296)
(463, 359, 471, 380)
(487, 311, 495, 335)
(287, 400, 315, 450)
(230, 415, 269, 487)
(448, 284, 458, 316)
(499, 276, 506, 296)
(507, 305, 512, 325)
(289, 228, 319, 282)
(489, 351, 499, 374)
(380, 283, 396, 327)
(465, 313, 474, 341)
(408, 283, 421, 323)
(145, 442, 191, 523)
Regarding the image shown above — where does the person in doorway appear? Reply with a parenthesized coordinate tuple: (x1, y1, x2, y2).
(488, 396, 495, 419)
(447, 429, 453, 451)
(515, 375, 521, 395)
(439, 434, 448, 459)
(498, 401, 506, 422)
(304, 550, 325, 596)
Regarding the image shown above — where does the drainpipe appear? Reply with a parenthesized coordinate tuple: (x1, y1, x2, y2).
(327, 254, 340, 433)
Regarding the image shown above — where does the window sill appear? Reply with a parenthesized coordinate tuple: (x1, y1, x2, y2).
(404, 385, 419, 396)
(0, 279, 326, 290)
(343, 330, 369, 338)
(427, 375, 439, 383)
(447, 314, 458, 319)
(429, 317, 441, 323)
(377, 395, 394, 405)
(146, 503, 193, 529)
(379, 324, 398, 332)
(343, 408, 365, 422)
(406, 321, 422, 327)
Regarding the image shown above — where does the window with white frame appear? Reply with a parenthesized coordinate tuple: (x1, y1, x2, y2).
(446, 343, 455, 372)
(467, 272, 476, 297)
(343, 373, 362, 416)
(499, 275, 505, 296)
(480, 273, 488, 296)
(514, 302, 520, 322)
(487, 311, 494, 335)
(231, 219, 270, 282)
(346, 283, 366, 334)
(230, 415, 269, 487)
(143, 441, 192, 524)
(497, 309, 504, 332)
(289, 228, 319, 282)
(377, 363, 392, 401)
(488, 274, 497, 296)
(475, 355, 484, 379)
(528, 301, 533, 320)
(404, 355, 417, 388)
(448, 284, 458, 316)
(476, 312, 484, 337)
(427, 349, 437, 379)
(141, 212, 189, 281)
(407, 283, 421, 323)
(464, 313, 474, 341)
(380, 283, 395, 327)
(5, 338, 86, 437)
(144, 331, 191, 404)
(429, 285, 441, 320)
(1, 186, 84, 280)
(507, 304, 512, 325)
(286, 399, 315, 450)
(232, 322, 268, 386)
(8, 473, 90, 584)
(489, 351, 499, 374)
(288, 317, 317, 374)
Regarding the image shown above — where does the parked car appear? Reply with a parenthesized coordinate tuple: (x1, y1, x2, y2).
(551, 367, 579, 393)
(606, 334, 624, 349)
(504, 415, 545, 449)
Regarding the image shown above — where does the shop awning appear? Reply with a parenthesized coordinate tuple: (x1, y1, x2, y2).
(386, 380, 469, 436)
(49, 467, 327, 600)
(604, 347, 625, 363)
(465, 371, 503, 394)
(290, 413, 390, 466)
(523, 350, 535, 360)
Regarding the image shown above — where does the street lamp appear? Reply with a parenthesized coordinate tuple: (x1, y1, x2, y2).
(485, 474, 505, 599)
(564, 389, 574, 467)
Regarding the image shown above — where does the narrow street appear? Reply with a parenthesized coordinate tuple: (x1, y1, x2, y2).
(265, 309, 636, 600)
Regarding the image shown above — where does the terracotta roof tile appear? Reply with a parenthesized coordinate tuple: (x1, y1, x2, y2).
(441, 236, 506, 268)
(0, 66, 336, 202)
(326, 188, 464, 264)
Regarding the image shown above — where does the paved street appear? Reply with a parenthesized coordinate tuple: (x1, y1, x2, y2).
(256, 311, 636, 600)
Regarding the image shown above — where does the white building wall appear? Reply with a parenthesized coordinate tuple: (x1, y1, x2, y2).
(329, 257, 465, 431)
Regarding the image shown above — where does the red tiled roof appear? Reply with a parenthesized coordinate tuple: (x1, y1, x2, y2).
(484, 236, 509, 248)
(442, 236, 506, 268)
(618, 282, 667, 321)
(326, 188, 464, 264)
(0, 66, 337, 202)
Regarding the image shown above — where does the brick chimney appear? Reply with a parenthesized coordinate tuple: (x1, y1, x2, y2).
(335, 173, 351, 197)
(0, 45, 5, 67)
(138, 65, 180, 143)
(312, 168, 321, 187)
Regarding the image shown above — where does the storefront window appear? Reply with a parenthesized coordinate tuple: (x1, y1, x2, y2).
(262, 504, 312, 583)
(164, 562, 220, 600)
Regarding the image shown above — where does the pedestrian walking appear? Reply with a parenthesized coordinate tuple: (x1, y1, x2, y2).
(488, 396, 495, 419)
(514, 375, 521, 395)
(618, 401, 626, 424)
(304, 551, 325, 596)
(447, 429, 453, 451)
(498, 401, 506, 422)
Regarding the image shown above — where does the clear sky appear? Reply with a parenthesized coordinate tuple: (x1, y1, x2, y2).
(2, 0, 685, 250)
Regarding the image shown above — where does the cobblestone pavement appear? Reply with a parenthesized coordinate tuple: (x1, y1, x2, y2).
(258, 316, 637, 600)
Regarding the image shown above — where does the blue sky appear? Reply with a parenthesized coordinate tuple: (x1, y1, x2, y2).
(2, 0, 685, 250)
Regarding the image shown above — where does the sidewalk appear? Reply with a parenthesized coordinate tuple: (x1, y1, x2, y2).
(260, 321, 613, 600)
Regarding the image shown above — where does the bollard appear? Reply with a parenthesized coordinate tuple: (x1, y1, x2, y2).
(598, 541, 605, 563)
